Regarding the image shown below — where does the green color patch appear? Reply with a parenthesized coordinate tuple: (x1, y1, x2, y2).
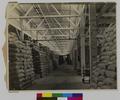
(52, 93, 63, 97)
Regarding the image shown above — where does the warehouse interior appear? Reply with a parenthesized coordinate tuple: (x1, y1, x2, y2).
(7, 2, 116, 90)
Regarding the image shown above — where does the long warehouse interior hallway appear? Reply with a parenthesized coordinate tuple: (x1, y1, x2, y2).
(28, 60, 90, 90)
(7, 2, 116, 90)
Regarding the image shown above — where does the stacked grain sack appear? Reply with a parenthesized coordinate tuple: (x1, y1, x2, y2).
(101, 24, 116, 89)
(31, 44, 42, 78)
(92, 23, 116, 89)
(23, 41, 35, 88)
(31, 44, 51, 78)
(9, 41, 25, 89)
(9, 32, 35, 90)
(92, 55, 101, 89)
(95, 55, 106, 88)
(39, 51, 49, 77)
(39, 46, 50, 77)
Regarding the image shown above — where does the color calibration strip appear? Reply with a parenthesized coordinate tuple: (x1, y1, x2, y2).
(37, 93, 83, 100)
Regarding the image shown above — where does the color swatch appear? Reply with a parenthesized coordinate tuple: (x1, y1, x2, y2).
(42, 93, 52, 97)
(37, 93, 83, 100)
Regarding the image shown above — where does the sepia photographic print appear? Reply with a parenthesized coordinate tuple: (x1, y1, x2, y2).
(6, 2, 116, 90)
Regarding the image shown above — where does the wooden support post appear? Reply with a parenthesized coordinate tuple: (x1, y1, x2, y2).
(80, 12, 86, 78)
(81, 34, 85, 77)
(89, 4, 97, 84)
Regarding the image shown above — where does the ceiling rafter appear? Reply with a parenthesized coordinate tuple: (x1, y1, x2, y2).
(51, 4, 76, 28)
(25, 18, 32, 26)
(46, 4, 69, 37)
(8, 14, 80, 19)
(23, 27, 80, 31)
(31, 4, 58, 51)
(51, 4, 74, 40)
(34, 4, 50, 40)
(37, 5, 50, 29)
(45, 4, 68, 52)
(36, 19, 45, 28)
(8, 12, 115, 19)
(8, 3, 18, 15)
(51, 4, 84, 51)
(9, 3, 88, 55)
(24, 5, 33, 16)
(24, 5, 34, 27)
(37, 4, 63, 52)
(72, 6, 81, 15)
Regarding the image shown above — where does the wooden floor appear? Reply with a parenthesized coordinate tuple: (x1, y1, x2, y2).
(27, 65, 90, 90)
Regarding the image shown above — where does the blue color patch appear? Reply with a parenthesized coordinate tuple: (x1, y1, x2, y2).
(62, 93, 73, 97)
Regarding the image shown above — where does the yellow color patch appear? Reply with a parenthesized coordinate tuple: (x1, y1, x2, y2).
(42, 93, 52, 97)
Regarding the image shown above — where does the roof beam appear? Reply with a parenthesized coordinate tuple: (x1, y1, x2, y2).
(37, 4, 63, 52)
(8, 14, 80, 19)
(36, 19, 44, 28)
(39, 7, 68, 51)
(36, 4, 51, 38)
(45, 35, 69, 36)
(51, 4, 76, 27)
(8, 3, 18, 15)
(8, 12, 115, 19)
(33, 38, 77, 41)
(23, 27, 80, 31)
(37, 5, 50, 28)
(23, 26, 109, 31)
(72, 6, 81, 15)
(33, 5, 58, 51)
(24, 5, 33, 16)
(51, 4, 75, 37)
(46, 4, 72, 39)
(85, 12, 115, 17)
(25, 18, 32, 26)
(51, 4, 61, 15)
(24, 5, 33, 26)
(51, 14, 68, 35)
(50, 17, 64, 34)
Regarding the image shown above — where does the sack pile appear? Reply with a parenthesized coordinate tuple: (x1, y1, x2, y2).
(9, 32, 35, 90)
(92, 24, 116, 89)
